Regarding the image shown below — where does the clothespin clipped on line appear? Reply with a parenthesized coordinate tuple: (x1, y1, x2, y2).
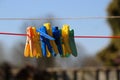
(52, 26, 63, 56)
(24, 23, 78, 58)
(1, 23, 120, 58)
(38, 26, 56, 57)
(24, 27, 43, 58)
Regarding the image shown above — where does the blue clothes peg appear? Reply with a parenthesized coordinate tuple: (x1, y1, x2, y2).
(36, 29, 55, 40)
(38, 26, 56, 57)
(52, 27, 63, 56)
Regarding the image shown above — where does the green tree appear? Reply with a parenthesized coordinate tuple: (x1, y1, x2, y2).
(97, 0, 120, 66)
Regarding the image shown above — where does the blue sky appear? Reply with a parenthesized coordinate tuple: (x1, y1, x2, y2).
(0, 0, 112, 55)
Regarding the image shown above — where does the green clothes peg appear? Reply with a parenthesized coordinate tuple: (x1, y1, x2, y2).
(69, 29, 78, 57)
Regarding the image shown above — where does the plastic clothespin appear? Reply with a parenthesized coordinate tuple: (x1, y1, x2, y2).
(61, 24, 72, 57)
(69, 29, 78, 57)
(44, 23, 59, 55)
(24, 26, 42, 58)
(52, 26, 63, 56)
(39, 26, 56, 57)
(24, 26, 34, 57)
(36, 29, 55, 40)
(60, 29, 69, 57)
(32, 27, 42, 58)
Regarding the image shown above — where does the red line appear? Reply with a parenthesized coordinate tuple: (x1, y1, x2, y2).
(74, 36, 120, 38)
(0, 32, 28, 36)
(0, 32, 120, 39)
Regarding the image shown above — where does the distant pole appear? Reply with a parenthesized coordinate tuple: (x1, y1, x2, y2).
(96, 69, 100, 80)
(73, 70, 77, 80)
(105, 69, 110, 80)
(116, 69, 120, 80)
(53, 72, 58, 80)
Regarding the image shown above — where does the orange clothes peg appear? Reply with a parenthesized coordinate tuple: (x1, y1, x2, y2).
(24, 27, 34, 57)
(44, 23, 59, 54)
(24, 27, 42, 58)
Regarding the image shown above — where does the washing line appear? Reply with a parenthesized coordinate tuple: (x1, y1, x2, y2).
(0, 16, 120, 20)
(0, 16, 119, 38)
(0, 32, 119, 39)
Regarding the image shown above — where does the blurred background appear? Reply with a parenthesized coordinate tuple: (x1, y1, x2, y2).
(0, 0, 120, 80)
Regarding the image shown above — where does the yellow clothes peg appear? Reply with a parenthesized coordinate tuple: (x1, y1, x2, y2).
(62, 44, 67, 57)
(32, 27, 42, 58)
(61, 24, 72, 55)
(44, 23, 59, 54)
(46, 47, 51, 57)
(24, 27, 34, 57)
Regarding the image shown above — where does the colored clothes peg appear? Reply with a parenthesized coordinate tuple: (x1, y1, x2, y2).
(52, 27, 63, 56)
(61, 24, 72, 56)
(44, 23, 59, 55)
(36, 29, 55, 40)
(24, 27, 34, 58)
(24, 23, 77, 58)
(59, 29, 70, 57)
(24, 27, 42, 58)
(40, 35, 48, 57)
(69, 29, 78, 57)
(32, 27, 42, 58)
(39, 26, 56, 57)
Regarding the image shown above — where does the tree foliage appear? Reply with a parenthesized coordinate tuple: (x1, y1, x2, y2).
(97, 0, 120, 66)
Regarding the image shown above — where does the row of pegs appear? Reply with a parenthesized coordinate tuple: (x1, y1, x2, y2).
(24, 23, 77, 58)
